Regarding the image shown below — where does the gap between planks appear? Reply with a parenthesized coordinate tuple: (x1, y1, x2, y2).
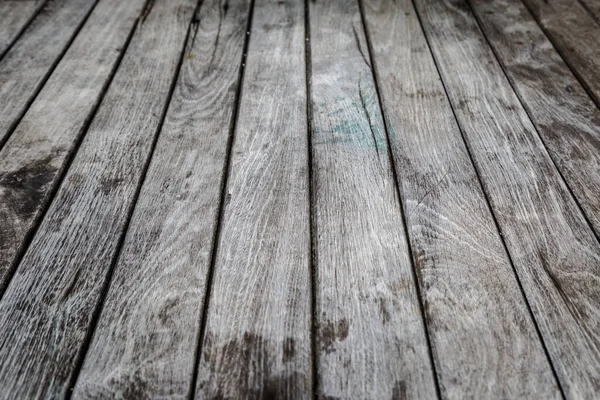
(69, 0, 206, 396)
(358, 0, 443, 396)
(188, 0, 256, 398)
(0, 0, 48, 61)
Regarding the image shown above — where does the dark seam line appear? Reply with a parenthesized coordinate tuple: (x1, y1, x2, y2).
(140, 0, 156, 23)
(518, 0, 600, 110)
(187, 0, 255, 397)
(575, 0, 600, 26)
(64, 1, 204, 396)
(206, 0, 223, 69)
(0, 0, 101, 152)
(0, 0, 129, 302)
(0, 0, 50, 62)
(358, 0, 442, 398)
(304, 1, 318, 399)
(466, 0, 600, 246)
(412, 0, 566, 397)
(463, 1, 573, 396)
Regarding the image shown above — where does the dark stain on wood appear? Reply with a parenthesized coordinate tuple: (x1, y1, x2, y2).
(157, 296, 179, 325)
(283, 337, 296, 362)
(392, 381, 407, 400)
(319, 319, 349, 354)
(98, 176, 125, 195)
(202, 332, 305, 399)
(378, 298, 391, 325)
(119, 370, 151, 400)
(0, 155, 56, 218)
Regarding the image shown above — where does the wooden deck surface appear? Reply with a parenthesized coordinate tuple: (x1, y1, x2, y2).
(0, 0, 598, 398)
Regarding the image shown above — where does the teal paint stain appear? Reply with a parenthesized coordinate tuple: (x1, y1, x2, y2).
(313, 93, 388, 150)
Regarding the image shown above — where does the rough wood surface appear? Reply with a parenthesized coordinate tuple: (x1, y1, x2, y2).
(577, 0, 600, 24)
(468, 0, 600, 244)
(520, 0, 600, 106)
(413, 0, 600, 397)
(0, 0, 145, 295)
(194, 0, 312, 397)
(0, 0, 98, 146)
(309, 1, 436, 398)
(0, 0, 196, 397)
(0, 0, 44, 57)
(361, 0, 560, 398)
(73, 0, 252, 397)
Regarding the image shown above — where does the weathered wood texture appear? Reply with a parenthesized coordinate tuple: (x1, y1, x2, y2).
(0, 0, 44, 57)
(0, 0, 196, 397)
(0, 0, 145, 295)
(73, 0, 252, 397)
(194, 0, 312, 398)
(361, 0, 560, 398)
(468, 0, 600, 243)
(577, 0, 600, 24)
(0, 0, 97, 146)
(520, 0, 600, 106)
(413, 0, 600, 397)
(309, 1, 436, 398)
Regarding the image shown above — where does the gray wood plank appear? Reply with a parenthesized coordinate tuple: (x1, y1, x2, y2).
(0, 0, 45, 57)
(468, 0, 600, 248)
(520, 0, 600, 106)
(308, 1, 436, 398)
(0, 0, 196, 397)
(0, 0, 98, 147)
(72, 0, 252, 397)
(413, 0, 600, 397)
(0, 0, 146, 295)
(577, 0, 600, 24)
(194, 0, 312, 397)
(362, 0, 560, 398)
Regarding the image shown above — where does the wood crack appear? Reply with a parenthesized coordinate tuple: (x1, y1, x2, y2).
(352, 24, 371, 69)
(207, 0, 225, 69)
(408, 169, 451, 218)
(358, 74, 381, 163)
(140, 0, 155, 23)
(58, 268, 81, 303)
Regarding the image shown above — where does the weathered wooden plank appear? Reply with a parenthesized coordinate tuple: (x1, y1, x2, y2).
(0, 0, 45, 57)
(73, 0, 252, 397)
(308, 1, 436, 398)
(0, 0, 146, 295)
(577, 0, 600, 24)
(468, 0, 600, 247)
(413, 0, 600, 397)
(0, 0, 98, 147)
(0, 0, 196, 397)
(520, 0, 600, 106)
(361, 0, 560, 398)
(194, 0, 311, 397)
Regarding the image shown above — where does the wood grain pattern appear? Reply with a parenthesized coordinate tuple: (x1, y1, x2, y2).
(361, 0, 560, 398)
(0, 0, 196, 397)
(194, 0, 312, 397)
(73, 0, 252, 397)
(520, 0, 600, 106)
(413, 0, 600, 397)
(0, 0, 45, 57)
(0, 0, 98, 146)
(577, 0, 600, 24)
(309, 1, 436, 398)
(468, 0, 600, 243)
(0, 0, 146, 294)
